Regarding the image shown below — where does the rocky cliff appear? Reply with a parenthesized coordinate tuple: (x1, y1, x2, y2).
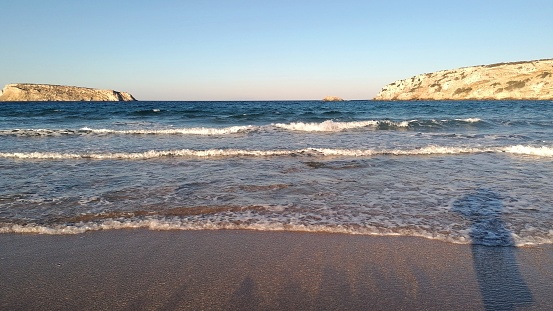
(0, 83, 136, 101)
(374, 59, 553, 100)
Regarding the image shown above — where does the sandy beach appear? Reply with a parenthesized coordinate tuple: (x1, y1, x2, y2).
(1, 229, 552, 310)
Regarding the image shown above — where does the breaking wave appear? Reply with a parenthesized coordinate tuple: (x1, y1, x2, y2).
(2, 145, 552, 160)
(1, 216, 551, 247)
(456, 118, 481, 123)
(1, 118, 483, 137)
(502, 145, 553, 157)
(80, 126, 256, 135)
(0, 126, 256, 137)
(272, 120, 410, 131)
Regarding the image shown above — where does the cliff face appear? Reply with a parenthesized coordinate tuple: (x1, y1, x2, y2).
(0, 84, 136, 101)
(374, 59, 553, 100)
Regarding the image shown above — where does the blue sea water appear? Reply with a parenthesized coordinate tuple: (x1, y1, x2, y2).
(1, 100, 552, 246)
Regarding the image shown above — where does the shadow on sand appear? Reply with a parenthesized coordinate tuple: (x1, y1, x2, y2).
(452, 188, 533, 311)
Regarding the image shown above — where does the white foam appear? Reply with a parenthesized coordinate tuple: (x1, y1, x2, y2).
(0, 126, 256, 137)
(502, 145, 553, 157)
(2, 218, 551, 246)
(0, 149, 298, 160)
(455, 118, 482, 123)
(0, 129, 73, 136)
(272, 120, 409, 132)
(2, 145, 552, 160)
(313, 146, 492, 157)
(1, 118, 483, 137)
(82, 125, 255, 135)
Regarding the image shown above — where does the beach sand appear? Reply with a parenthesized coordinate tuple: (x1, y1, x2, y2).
(1, 229, 552, 310)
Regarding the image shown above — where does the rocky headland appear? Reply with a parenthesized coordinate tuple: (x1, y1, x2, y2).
(374, 59, 553, 100)
(0, 83, 136, 101)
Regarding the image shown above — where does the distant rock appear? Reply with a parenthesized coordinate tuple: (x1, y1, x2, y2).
(322, 96, 344, 102)
(374, 59, 553, 100)
(0, 83, 136, 101)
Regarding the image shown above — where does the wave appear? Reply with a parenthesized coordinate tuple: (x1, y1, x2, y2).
(408, 118, 486, 129)
(502, 145, 553, 157)
(272, 120, 411, 131)
(132, 108, 163, 115)
(81, 125, 257, 135)
(1, 217, 550, 247)
(0, 126, 256, 137)
(455, 118, 481, 123)
(2, 145, 552, 160)
(0, 118, 486, 137)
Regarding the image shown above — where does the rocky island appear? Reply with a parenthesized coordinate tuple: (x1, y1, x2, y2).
(374, 59, 553, 100)
(0, 83, 136, 101)
(322, 96, 344, 102)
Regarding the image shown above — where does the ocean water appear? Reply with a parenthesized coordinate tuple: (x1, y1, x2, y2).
(1, 100, 552, 246)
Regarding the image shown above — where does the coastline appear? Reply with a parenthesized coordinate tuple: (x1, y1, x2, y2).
(2, 229, 552, 310)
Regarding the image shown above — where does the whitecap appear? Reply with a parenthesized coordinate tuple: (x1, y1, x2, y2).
(502, 145, 553, 157)
(80, 125, 256, 135)
(3, 145, 553, 160)
(455, 118, 482, 123)
(272, 120, 409, 132)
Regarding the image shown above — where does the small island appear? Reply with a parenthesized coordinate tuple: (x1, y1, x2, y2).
(0, 83, 136, 101)
(322, 96, 344, 102)
(374, 58, 553, 100)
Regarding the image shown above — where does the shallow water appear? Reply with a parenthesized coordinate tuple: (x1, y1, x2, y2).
(1, 100, 552, 245)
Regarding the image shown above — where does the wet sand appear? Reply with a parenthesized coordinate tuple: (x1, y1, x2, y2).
(1, 229, 552, 310)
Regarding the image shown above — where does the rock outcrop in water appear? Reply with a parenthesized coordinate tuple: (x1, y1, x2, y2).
(0, 83, 136, 101)
(322, 96, 344, 102)
(374, 59, 553, 100)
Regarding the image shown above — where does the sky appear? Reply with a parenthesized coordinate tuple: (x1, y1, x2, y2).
(1, 0, 552, 101)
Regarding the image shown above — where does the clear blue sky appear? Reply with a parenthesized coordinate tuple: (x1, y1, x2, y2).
(1, 0, 552, 100)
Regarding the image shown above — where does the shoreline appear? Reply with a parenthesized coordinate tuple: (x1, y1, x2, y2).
(2, 229, 552, 310)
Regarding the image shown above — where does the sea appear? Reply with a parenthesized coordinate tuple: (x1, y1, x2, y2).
(1, 100, 552, 246)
